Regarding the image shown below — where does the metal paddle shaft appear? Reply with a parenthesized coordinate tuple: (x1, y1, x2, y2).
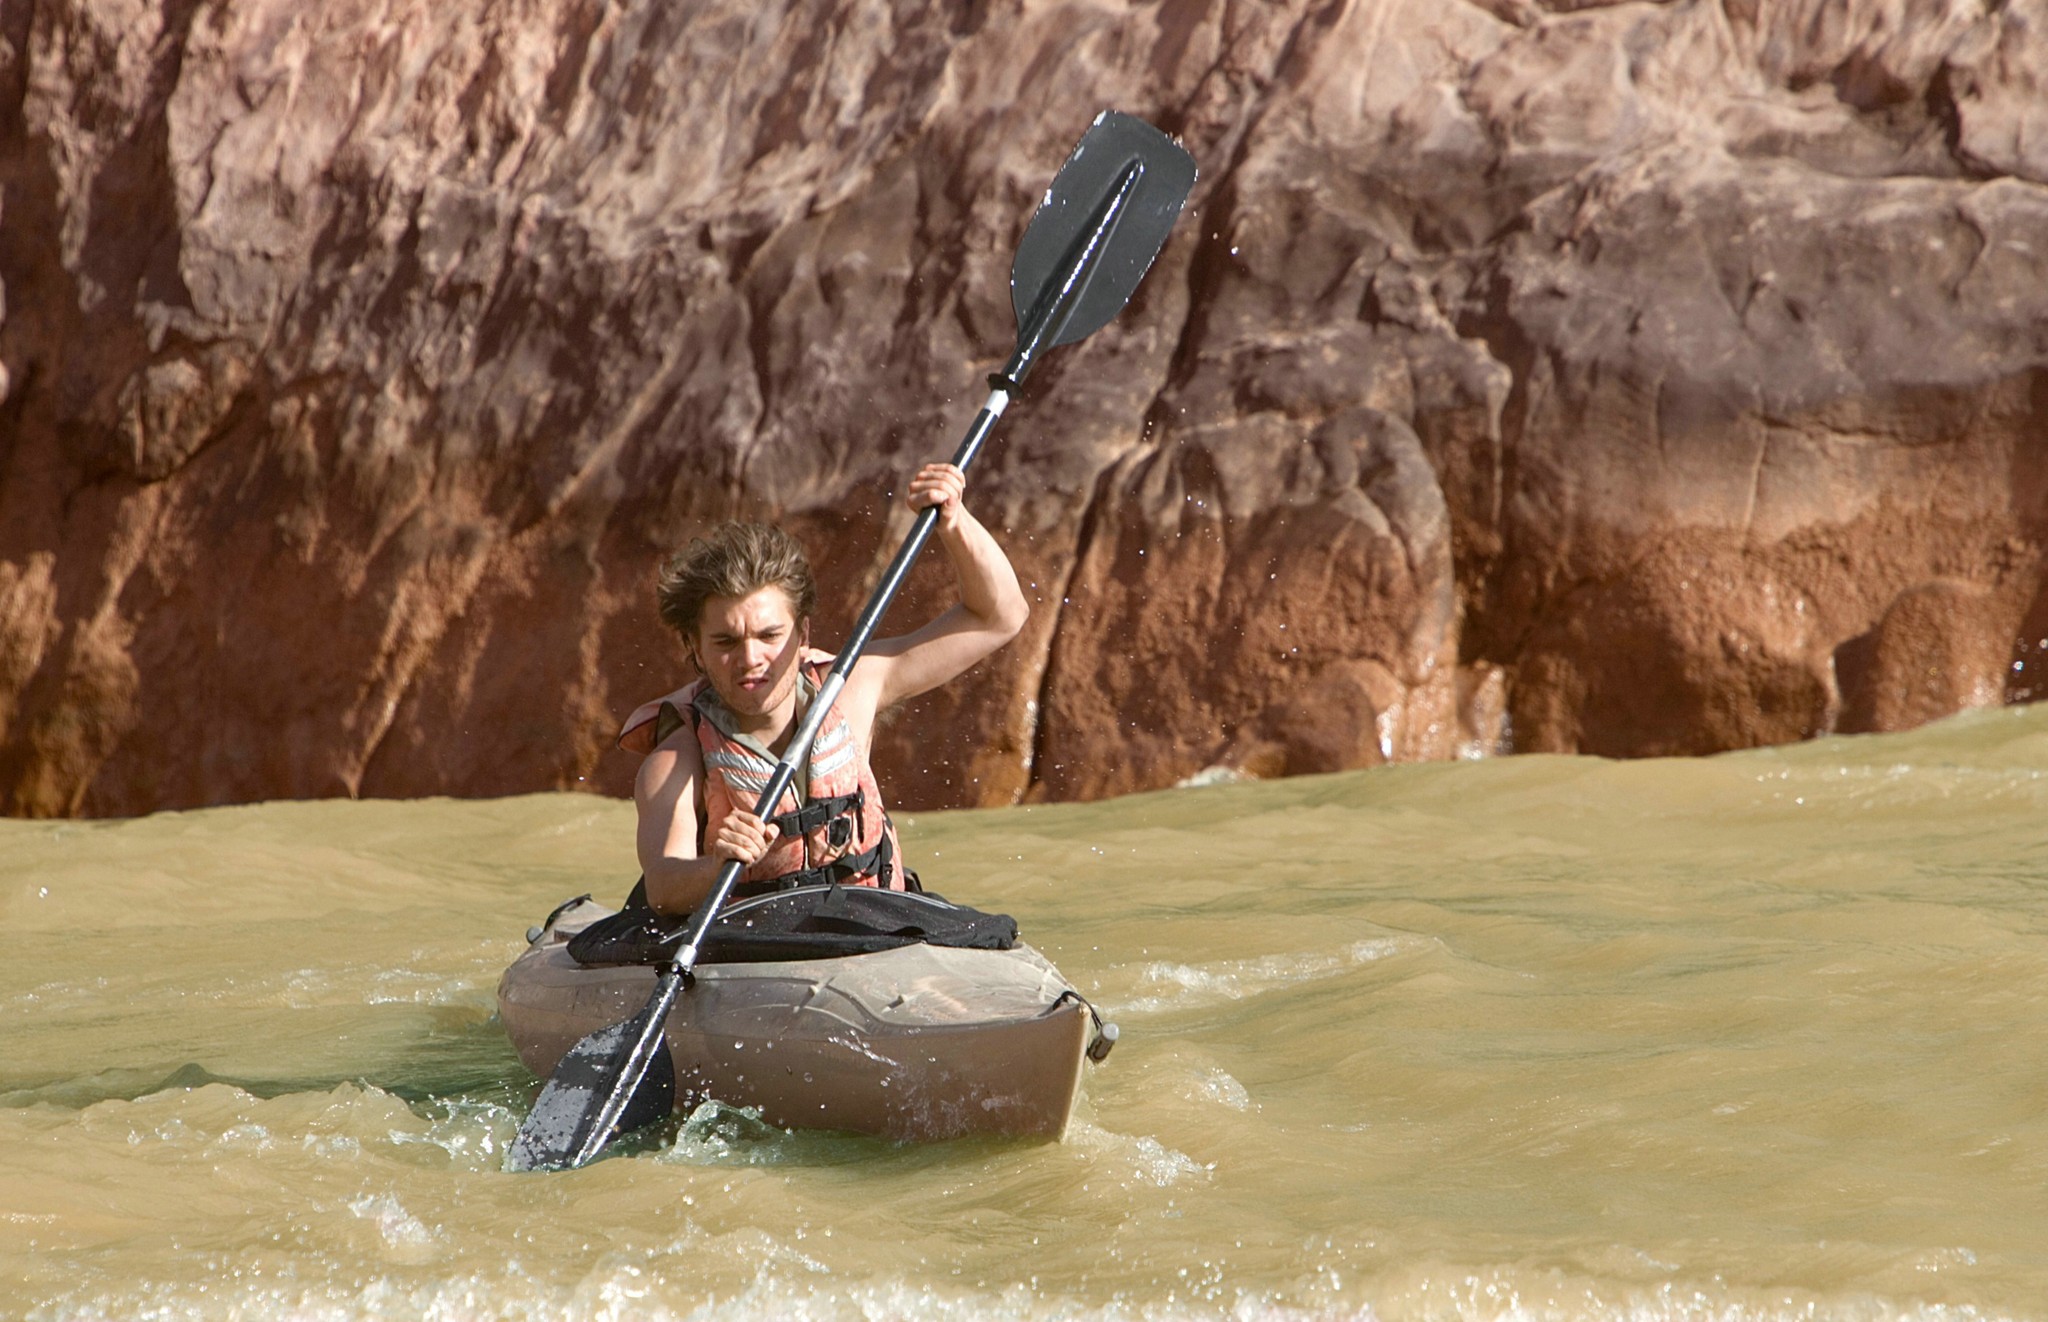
(507, 110, 1196, 1172)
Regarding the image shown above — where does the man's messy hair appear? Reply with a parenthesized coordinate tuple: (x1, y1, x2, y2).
(656, 522, 817, 640)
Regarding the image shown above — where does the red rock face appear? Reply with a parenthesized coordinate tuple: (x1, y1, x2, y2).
(2, 0, 2046, 817)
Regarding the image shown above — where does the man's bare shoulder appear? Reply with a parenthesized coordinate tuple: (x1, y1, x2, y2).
(635, 726, 703, 801)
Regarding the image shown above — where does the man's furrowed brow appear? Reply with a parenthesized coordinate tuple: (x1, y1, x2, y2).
(710, 623, 786, 643)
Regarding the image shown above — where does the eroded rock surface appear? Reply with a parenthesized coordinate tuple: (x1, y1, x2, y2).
(3, 0, 2046, 816)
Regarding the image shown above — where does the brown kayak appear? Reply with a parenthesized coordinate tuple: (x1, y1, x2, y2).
(497, 897, 1100, 1142)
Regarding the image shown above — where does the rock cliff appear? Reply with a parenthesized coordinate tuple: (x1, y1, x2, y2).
(4, 0, 2046, 816)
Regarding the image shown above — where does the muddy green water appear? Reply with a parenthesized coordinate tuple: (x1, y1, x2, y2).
(5, 707, 2048, 1320)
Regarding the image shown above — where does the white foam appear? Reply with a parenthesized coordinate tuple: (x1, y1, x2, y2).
(348, 1193, 442, 1259)
(1185, 1067, 1255, 1113)
(1115, 939, 1412, 1015)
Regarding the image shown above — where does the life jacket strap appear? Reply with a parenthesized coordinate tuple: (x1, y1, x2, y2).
(731, 828, 897, 898)
(763, 789, 864, 844)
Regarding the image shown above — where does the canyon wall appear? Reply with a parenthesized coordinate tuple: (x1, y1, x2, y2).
(3, 0, 2046, 816)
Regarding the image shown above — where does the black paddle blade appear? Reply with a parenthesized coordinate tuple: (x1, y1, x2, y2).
(1010, 111, 1197, 351)
(505, 999, 677, 1172)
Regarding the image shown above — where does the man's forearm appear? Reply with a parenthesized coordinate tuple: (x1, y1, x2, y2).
(937, 506, 1028, 634)
(641, 855, 726, 916)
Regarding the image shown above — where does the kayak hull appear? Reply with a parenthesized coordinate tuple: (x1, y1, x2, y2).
(497, 903, 1091, 1142)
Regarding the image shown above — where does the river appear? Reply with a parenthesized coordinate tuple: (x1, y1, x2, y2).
(5, 704, 2047, 1320)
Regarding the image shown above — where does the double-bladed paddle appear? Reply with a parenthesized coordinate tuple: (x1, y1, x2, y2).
(507, 110, 1196, 1172)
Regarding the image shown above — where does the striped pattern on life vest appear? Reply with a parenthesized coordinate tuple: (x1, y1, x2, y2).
(697, 711, 855, 808)
(807, 717, 857, 781)
(703, 747, 774, 801)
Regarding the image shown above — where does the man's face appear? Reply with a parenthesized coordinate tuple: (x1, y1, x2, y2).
(692, 587, 808, 721)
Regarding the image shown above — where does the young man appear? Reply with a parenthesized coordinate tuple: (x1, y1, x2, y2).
(617, 462, 1027, 916)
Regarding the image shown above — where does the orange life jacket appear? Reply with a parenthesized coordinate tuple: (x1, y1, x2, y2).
(618, 656, 903, 898)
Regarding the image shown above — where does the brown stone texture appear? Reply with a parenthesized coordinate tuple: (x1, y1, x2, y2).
(3, 0, 2047, 817)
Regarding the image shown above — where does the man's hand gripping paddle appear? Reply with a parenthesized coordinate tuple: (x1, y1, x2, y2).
(506, 111, 1196, 1172)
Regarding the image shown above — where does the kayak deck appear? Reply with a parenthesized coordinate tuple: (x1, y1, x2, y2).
(497, 903, 1093, 1141)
